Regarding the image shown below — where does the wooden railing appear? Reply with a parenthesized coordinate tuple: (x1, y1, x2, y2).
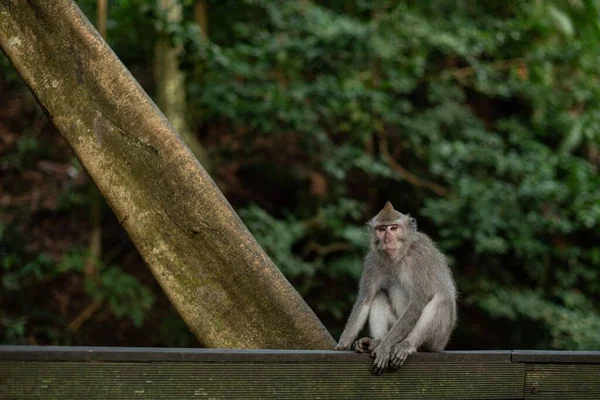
(1, 346, 599, 399)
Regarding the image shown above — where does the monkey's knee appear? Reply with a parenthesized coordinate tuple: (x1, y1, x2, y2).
(427, 334, 451, 352)
(424, 300, 455, 351)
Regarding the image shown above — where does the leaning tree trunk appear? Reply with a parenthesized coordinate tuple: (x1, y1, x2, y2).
(0, 0, 335, 350)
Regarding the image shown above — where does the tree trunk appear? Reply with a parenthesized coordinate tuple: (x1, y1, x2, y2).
(154, 0, 211, 171)
(83, 0, 108, 280)
(0, 0, 335, 350)
(97, 0, 107, 38)
(194, 0, 208, 36)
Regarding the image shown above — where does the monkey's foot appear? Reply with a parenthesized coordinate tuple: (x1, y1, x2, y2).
(390, 341, 416, 368)
(333, 343, 350, 351)
(354, 337, 380, 353)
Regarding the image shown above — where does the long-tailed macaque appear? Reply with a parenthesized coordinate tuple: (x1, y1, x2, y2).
(333, 202, 457, 375)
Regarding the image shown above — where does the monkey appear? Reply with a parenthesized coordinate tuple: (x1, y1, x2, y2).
(333, 202, 457, 375)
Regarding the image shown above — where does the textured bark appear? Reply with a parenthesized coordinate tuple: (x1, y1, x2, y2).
(0, 0, 335, 349)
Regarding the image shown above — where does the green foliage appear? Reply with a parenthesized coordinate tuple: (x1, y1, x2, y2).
(0, 51, 21, 85)
(2, 252, 55, 291)
(159, 311, 196, 348)
(239, 199, 366, 333)
(58, 251, 155, 328)
(1, 134, 42, 171)
(0, 316, 27, 344)
(239, 204, 314, 276)
(0, 242, 155, 343)
(3, 0, 600, 350)
(76, 0, 157, 66)
(239, 199, 366, 277)
(472, 288, 600, 350)
(85, 264, 154, 327)
(190, 0, 600, 349)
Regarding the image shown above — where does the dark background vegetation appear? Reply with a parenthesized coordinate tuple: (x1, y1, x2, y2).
(1, 0, 599, 350)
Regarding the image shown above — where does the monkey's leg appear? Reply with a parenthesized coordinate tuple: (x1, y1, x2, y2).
(370, 285, 407, 356)
(369, 292, 395, 340)
(427, 297, 456, 352)
(387, 284, 407, 330)
(355, 293, 394, 353)
(335, 287, 377, 350)
(390, 294, 451, 368)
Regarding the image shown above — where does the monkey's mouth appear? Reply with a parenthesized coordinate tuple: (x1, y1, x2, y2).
(380, 245, 398, 252)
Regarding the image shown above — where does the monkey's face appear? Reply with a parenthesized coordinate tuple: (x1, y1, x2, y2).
(373, 224, 408, 255)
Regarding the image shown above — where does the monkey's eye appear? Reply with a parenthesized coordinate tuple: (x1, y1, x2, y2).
(390, 226, 398, 231)
(377, 226, 386, 232)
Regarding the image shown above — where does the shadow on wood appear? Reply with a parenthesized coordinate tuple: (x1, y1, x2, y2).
(1, 346, 599, 399)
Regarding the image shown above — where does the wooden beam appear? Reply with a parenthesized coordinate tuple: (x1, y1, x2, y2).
(3, 346, 599, 399)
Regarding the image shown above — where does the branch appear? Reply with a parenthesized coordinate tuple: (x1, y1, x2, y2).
(68, 298, 104, 332)
(378, 134, 448, 197)
(448, 57, 529, 80)
(301, 241, 354, 258)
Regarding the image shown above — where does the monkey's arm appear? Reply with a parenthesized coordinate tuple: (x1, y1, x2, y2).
(334, 300, 371, 350)
(370, 297, 425, 374)
(334, 282, 375, 350)
(384, 300, 424, 344)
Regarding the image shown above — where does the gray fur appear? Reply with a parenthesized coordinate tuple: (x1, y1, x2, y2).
(333, 204, 457, 375)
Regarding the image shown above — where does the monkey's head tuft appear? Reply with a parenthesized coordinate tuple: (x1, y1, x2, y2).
(381, 202, 401, 223)
(368, 202, 403, 227)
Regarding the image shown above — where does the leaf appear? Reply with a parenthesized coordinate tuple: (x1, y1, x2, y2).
(558, 119, 583, 154)
(548, 5, 574, 37)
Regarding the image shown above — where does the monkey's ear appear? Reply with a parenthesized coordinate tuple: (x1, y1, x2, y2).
(407, 216, 417, 232)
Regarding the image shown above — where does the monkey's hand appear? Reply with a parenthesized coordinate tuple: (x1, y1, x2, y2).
(390, 340, 416, 368)
(354, 337, 380, 353)
(333, 342, 350, 351)
(370, 342, 393, 375)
